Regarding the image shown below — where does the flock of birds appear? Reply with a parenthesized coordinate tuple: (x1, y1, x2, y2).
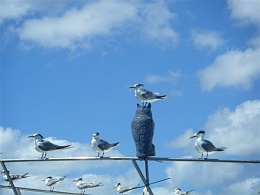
(1, 84, 227, 194)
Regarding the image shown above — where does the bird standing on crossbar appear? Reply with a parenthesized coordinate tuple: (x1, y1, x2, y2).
(28, 133, 73, 159)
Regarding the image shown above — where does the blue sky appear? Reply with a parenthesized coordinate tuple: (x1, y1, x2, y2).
(0, 0, 260, 194)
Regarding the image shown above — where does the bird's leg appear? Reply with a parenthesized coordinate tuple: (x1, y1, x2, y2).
(199, 153, 203, 159)
(44, 152, 47, 159)
(101, 151, 104, 158)
(205, 152, 208, 160)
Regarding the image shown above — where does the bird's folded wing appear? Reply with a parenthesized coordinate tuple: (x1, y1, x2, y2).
(140, 90, 155, 99)
(98, 140, 112, 150)
(38, 140, 61, 151)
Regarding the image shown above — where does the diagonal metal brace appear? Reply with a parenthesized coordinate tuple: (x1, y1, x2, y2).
(131, 159, 154, 195)
(0, 161, 19, 195)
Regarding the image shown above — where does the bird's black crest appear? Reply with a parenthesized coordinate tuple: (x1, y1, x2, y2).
(36, 134, 43, 138)
(198, 130, 205, 134)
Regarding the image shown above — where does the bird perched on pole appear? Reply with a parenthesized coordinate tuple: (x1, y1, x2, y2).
(43, 176, 65, 191)
(114, 183, 140, 194)
(91, 132, 119, 157)
(1, 171, 29, 184)
(72, 178, 103, 194)
(28, 133, 73, 159)
(129, 84, 167, 106)
(174, 188, 194, 195)
(189, 130, 227, 159)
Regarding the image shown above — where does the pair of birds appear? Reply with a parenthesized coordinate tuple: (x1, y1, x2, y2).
(27, 132, 119, 159)
(43, 176, 102, 193)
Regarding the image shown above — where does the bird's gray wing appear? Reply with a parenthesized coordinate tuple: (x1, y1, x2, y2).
(119, 187, 133, 193)
(10, 174, 20, 180)
(39, 140, 70, 151)
(140, 89, 156, 100)
(201, 140, 216, 152)
(78, 182, 91, 189)
(46, 179, 60, 186)
(98, 139, 112, 150)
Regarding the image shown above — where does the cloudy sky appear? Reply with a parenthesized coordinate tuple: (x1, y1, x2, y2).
(1, 0, 260, 194)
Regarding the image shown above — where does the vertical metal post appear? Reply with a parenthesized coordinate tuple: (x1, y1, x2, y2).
(0, 162, 19, 195)
(145, 159, 150, 184)
(131, 160, 154, 195)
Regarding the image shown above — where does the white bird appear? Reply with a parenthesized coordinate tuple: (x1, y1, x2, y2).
(72, 178, 103, 194)
(43, 176, 65, 191)
(28, 133, 73, 159)
(174, 188, 194, 195)
(129, 84, 167, 106)
(189, 130, 227, 159)
(1, 171, 29, 184)
(91, 132, 119, 157)
(143, 187, 150, 195)
(114, 183, 140, 194)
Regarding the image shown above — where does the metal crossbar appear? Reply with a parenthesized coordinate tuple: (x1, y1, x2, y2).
(1, 156, 259, 194)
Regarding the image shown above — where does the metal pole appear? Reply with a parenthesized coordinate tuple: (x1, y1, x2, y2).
(131, 160, 154, 195)
(145, 159, 150, 184)
(0, 162, 19, 195)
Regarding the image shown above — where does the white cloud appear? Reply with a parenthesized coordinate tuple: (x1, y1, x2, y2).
(145, 70, 181, 85)
(205, 99, 260, 156)
(197, 48, 260, 91)
(165, 161, 243, 189)
(228, 0, 260, 27)
(9, 0, 178, 50)
(139, 1, 179, 47)
(191, 29, 225, 50)
(17, 1, 138, 49)
(222, 177, 260, 195)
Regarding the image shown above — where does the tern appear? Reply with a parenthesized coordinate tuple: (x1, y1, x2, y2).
(1, 171, 29, 184)
(43, 176, 65, 191)
(189, 130, 227, 159)
(28, 133, 73, 159)
(91, 132, 119, 157)
(129, 84, 167, 106)
(72, 178, 103, 194)
(174, 188, 194, 195)
(114, 183, 140, 194)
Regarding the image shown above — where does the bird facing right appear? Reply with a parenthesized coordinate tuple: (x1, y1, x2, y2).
(189, 130, 227, 159)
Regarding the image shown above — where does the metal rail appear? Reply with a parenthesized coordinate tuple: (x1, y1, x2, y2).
(1, 156, 259, 195)
(1, 156, 259, 163)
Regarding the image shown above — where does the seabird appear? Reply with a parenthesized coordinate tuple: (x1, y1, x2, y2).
(174, 188, 194, 195)
(1, 171, 29, 184)
(72, 178, 103, 194)
(43, 176, 65, 191)
(91, 132, 119, 157)
(28, 133, 73, 159)
(189, 130, 227, 159)
(114, 183, 140, 194)
(129, 84, 167, 106)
